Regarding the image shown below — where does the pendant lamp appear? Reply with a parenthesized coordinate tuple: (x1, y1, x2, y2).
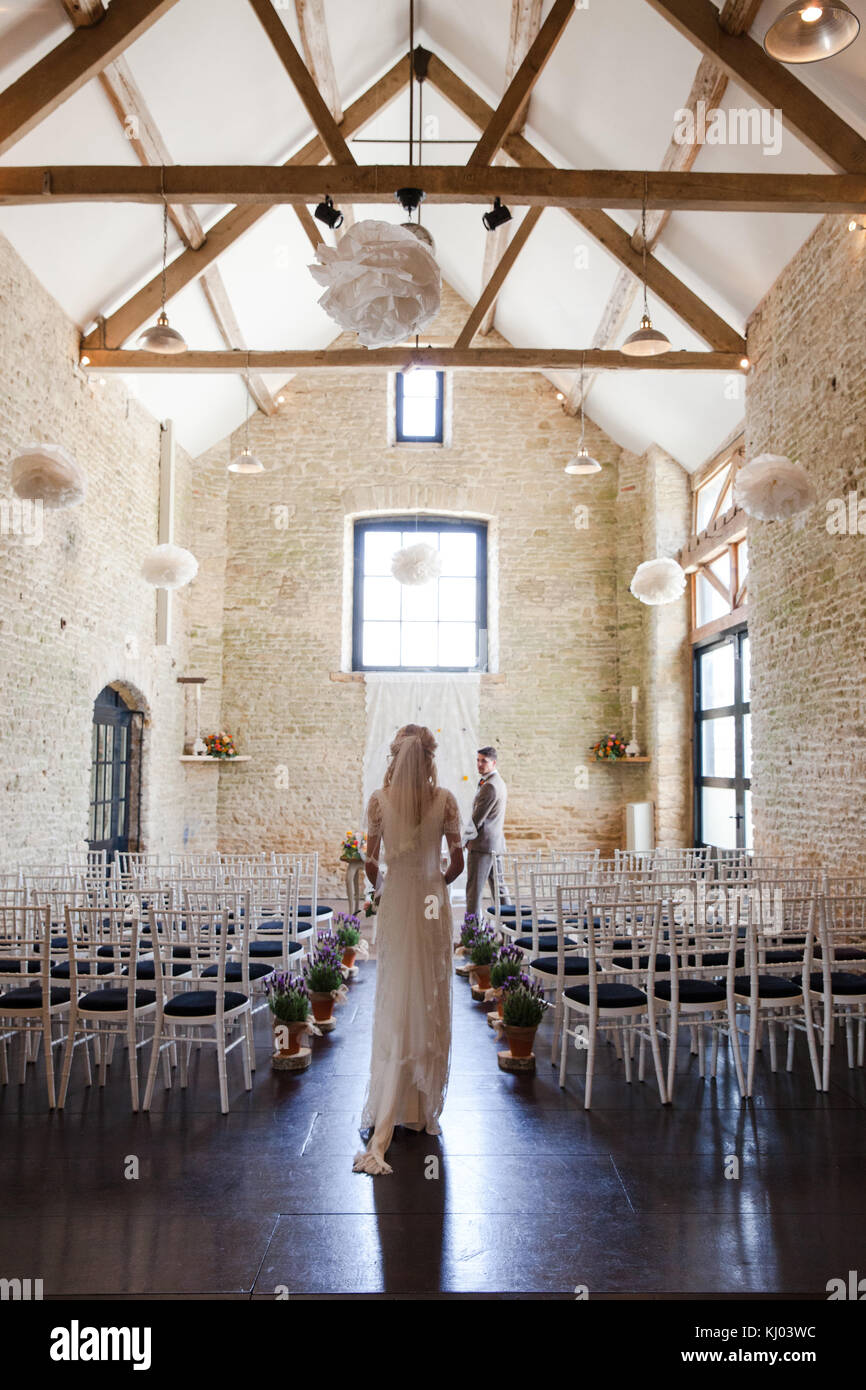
(622, 178, 671, 357)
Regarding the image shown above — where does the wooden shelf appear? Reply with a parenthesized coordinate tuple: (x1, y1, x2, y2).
(589, 756, 651, 764)
(180, 755, 251, 763)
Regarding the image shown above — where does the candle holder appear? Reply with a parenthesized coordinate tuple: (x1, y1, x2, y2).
(177, 676, 207, 755)
(625, 686, 641, 758)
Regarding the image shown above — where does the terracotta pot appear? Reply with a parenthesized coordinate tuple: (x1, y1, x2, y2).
(497, 997, 504, 1019)
(273, 1020, 306, 1057)
(471, 963, 492, 990)
(504, 1024, 538, 1059)
(309, 991, 335, 1024)
(341, 947, 357, 969)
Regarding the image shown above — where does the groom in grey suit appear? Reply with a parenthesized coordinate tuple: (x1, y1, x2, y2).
(464, 746, 509, 919)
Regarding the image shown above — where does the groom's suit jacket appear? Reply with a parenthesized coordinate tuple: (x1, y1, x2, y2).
(468, 769, 507, 854)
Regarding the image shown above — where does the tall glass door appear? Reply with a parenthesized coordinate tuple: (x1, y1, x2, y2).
(694, 626, 751, 849)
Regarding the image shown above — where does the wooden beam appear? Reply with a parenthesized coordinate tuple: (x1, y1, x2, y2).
(295, 0, 343, 122)
(81, 347, 746, 373)
(247, 0, 355, 166)
(468, 0, 574, 167)
(199, 270, 276, 415)
(0, 0, 180, 157)
(643, 0, 866, 173)
(59, 6, 269, 414)
(293, 200, 324, 251)
(9, 165, 861, 213)
(679, 504, 747, 571)
(79, 55, 409, 351)
(425, 52, 747, 354)
(477, 0, 544, 337)
(454, 207, 543, 348)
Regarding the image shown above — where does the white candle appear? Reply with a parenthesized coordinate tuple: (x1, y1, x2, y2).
(631, 686, 639, 705)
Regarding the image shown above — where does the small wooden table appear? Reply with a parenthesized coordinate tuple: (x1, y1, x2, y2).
(343, 859, 365, 915)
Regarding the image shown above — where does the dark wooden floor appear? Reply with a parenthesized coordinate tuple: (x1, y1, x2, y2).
(2, 942, 866, 1300)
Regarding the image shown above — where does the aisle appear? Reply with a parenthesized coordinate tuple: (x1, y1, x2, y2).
(2, 940, 866, 1298)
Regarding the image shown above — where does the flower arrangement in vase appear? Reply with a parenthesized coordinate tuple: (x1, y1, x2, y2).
(590, 733, 627, 761)
(304, 931, 347, 1025)
(468, 923, 498, 991)
(334, 912, 362, 968)
(501, 974, 550, 1057)
(264, 972, 312, 1058)
(489, 943, 524, 1017)
(204, 730, 238, 759)
(340, 831, 366, 863)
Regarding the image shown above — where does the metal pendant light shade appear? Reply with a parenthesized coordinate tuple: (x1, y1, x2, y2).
(763, 3, 860, 62)
(565, 446, 602, 475)
(138, 310, 187, 354)
(227, 446, 264, 475)
(622, 312, 672, 357)
(138, 197, 187, 353)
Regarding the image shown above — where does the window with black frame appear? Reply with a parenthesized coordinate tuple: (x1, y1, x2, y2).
(694, 626, 751, 849)
(353, 517, 487, 671)
(88, 686, 136, 863)
(395, 369, 444, 443)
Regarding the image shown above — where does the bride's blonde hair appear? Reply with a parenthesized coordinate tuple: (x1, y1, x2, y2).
(382, 724, 438, 827)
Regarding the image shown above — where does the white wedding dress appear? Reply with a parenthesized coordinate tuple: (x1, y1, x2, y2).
(352, 783, 459, 1175)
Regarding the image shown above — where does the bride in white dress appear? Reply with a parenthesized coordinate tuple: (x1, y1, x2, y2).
(353, 725, 464, 1176)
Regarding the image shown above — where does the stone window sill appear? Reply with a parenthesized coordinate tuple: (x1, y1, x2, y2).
(330, 672, 505, 684)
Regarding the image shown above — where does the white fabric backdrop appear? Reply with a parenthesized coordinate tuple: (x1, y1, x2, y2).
(363, 672, 480, 899)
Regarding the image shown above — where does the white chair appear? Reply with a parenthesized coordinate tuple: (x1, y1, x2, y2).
(143, 906, 253, 1115)
(556, 892, 668, 1108)
(811, 892, 866, 1090)
(0, 905, 72, 1107)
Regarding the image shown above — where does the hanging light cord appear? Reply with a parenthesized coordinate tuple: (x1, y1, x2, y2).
(408, 0, 415, 169)
(160, 168, 168, 313)
(641, 171, 649, 318)
(579, 352, 586, 445)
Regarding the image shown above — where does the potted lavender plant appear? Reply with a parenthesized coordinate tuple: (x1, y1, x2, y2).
(501, 974, 550, 1058)
(334, 912, 362, 968)
(490, 943, 524, 1017)
(264, 972, 312, 1057)
(304, 930, 346, 1025)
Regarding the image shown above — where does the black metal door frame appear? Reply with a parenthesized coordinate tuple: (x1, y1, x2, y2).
(88, 686, 135, 864)
(693, 624, 750, 850)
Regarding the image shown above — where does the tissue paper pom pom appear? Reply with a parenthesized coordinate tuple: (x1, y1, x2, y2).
(630, 557, 686, 606)
(11, 443, 86, 510)
(391, 542, 442, 586)
(733, 453, 816, 521)
(309, 220, 440, 348)
(141, 544, 198, 590)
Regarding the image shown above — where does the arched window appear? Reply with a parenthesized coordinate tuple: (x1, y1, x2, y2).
(88, 686, 141, 862)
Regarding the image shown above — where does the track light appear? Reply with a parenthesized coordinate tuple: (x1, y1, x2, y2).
(848, 217, 866, 232)
(763, 2, 860, 62)
(314, 195, 344, 230)
(482, 197, 512, 232)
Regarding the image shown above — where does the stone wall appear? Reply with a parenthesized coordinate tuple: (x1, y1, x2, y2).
(746, 214, 866, 869)
(0, 230, 220, 869)
(207, 285, 683, 891)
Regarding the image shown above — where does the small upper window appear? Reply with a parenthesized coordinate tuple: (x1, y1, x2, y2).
(395, 369, 444, 443)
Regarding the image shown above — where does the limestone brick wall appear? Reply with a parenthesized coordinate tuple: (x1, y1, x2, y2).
(746, 214, 866, 868)
(208, 285, 678, 892)
(0, 230, 219, 869)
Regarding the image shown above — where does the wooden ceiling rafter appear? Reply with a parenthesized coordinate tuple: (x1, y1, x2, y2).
(565, 0, 762, 416)
(81, 346, 745, 372)
(61, 0, 274, 415)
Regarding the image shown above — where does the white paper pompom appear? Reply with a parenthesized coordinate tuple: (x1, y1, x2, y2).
(141, 543, 198, 590)
(630, 557, 687, 606)
(391, 542, 442, 586)
(309, 220, 440, 348)
(11, 442, 86, 509)
(733, 453, 816, 521)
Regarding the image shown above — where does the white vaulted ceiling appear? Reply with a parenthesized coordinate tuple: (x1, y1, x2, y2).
(0, 0, 863, 466)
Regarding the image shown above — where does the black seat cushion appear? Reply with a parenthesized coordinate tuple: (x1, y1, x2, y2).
(734, 974, 802, 999)
(297, 904, 334, 917)
(612, 953, 672, 972)
(249, 939, 303, 958)
(0, 986, 70, 1008)
(806, 970, 866, 995)
(699, 949, 745, 968)
(515, 934, 561, 953)
(654, 978, 727, 1005)
(202, 961, 274, 981)
(817, 946, 866, 962)
(77, 988, 157, 1012)
(50, 960, 114, 979)
(564, 981, 647, 1009)
(164, 990, 248, 1016)
(764, 948, 805, 964)
(49, 937, 69, 950)
(487, 906, 530, 917)
(0, 959, 41, 975)
(530, 955, 592, 976)
(123, 960, 190, 980)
